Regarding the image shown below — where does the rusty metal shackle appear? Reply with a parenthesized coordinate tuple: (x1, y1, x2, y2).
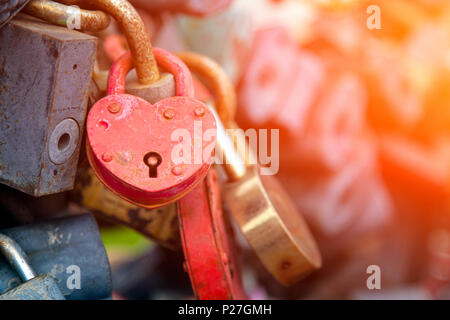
(106, 47, 194, 97)
(59, 0, 159, 84)
(24, 0, 110, 32)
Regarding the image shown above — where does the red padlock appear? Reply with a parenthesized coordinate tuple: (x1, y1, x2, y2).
(178, 168, 246, 300)
(86, 48, 216, 208)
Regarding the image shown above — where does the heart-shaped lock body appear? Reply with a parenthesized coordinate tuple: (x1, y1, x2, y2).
(87, 94, 216, 208)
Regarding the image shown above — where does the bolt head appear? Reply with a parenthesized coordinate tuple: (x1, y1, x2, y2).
(163, 108, 175, 120)
(171, 165, 183, 176)
(194, 106, 205, 117)
(107, 102, 121, 113)
(102, 153, 113, 162)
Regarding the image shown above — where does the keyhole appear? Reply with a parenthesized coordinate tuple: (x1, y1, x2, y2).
(143, 152, 162, 178)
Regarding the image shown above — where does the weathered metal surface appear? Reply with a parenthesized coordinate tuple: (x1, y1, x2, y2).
(0, 274, 65, 299)
(177, 5, 252, 83)
(59, 0, 159, 84)
(112, 245, 192, 300)
(0, 14, 96, 196)
(0, 233, 65, 300)
(126, 71, 176, 104)
(0, 0, 31, 29)
(223, 166, 322, 286)
(178, 168, 246, 300)
(0, 213, 112, 299)
(24, 0, 110, 32)
(72, 164, 180, 249)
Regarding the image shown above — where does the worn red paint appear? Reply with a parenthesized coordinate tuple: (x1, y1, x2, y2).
(178, 169, 246, 300)
(86, 48, 216, 208)
(106, 44, 194, 98)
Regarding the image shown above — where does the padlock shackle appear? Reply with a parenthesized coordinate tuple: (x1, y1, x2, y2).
(59, 0, 159, 84)
(107, 51, 133, 96)
(207, 104, 246, 181)
(0, 234, 36, 282)
(178, 52, 250, 181)
(24, 0, 111, 32)
(107, 47, 194, 97)
(177, 52, 236, 127)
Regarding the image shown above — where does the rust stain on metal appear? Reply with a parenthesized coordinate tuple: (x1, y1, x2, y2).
(0, 16, 96, 195)
(24, 0, 110, 32)
(59, 0, 159, 84)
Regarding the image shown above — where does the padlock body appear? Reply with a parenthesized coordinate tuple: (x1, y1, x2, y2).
(0, 15, 96, 196)
(87, 94, 216, 208)
(223, 166, 322, 286)
(0, 275, 65, 300)
(0, 214, 112, 300)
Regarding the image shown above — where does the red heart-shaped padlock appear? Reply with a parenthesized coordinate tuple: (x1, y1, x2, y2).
(86, 94, 216, 208)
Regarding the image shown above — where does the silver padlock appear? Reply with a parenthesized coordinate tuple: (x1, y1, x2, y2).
(0, 14, 97, 196)
(0, 233, 65, 300)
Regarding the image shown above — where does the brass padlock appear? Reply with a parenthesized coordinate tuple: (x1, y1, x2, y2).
(178, 52, 322, 286)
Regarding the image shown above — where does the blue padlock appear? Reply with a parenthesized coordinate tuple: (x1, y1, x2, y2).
(0, 213, 112, 299)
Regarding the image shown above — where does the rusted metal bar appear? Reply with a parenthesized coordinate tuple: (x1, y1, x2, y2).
(24, 0, 110, 31)
(59, 0, 159, 84)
